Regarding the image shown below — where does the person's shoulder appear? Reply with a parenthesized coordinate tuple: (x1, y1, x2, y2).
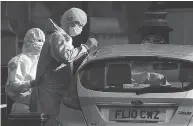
(8, 54, 30, 67)
(51, 30, 71, 42)
(51, 31, 64, 38)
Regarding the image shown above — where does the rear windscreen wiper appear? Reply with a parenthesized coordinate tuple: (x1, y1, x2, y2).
(95, 85, 126, 92)
(93, 85, 185, 93)
(136, 86, 181, 95)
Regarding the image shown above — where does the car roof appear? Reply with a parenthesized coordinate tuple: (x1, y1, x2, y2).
(85, 44, 193, 63)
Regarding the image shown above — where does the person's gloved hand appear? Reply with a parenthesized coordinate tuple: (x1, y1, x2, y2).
(30, 80, 36, 87)
(84, 38, 98, 51)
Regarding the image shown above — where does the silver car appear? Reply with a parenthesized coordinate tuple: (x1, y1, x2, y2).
(76, 44, 193, 126)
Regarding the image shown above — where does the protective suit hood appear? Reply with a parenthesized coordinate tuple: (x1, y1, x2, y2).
(60, 8, 87, 27)
(22, 28, 45, 55)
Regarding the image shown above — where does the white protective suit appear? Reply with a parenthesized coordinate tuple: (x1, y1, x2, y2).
(5, 28, 45, 112)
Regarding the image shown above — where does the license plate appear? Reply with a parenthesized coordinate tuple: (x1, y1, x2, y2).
(109, 108, 166, 122)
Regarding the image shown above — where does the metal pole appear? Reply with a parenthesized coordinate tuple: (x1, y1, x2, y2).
(28, 1, 31, 21)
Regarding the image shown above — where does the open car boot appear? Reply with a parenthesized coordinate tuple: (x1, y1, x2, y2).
(61, 78, 81, 111)
(61, 45, 99, 110)
(61, 57, 85, 111)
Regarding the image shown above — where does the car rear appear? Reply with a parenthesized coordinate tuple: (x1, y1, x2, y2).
(76, 55, 193, 126)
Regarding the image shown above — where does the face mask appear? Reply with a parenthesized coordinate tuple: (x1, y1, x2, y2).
(23, 42, 44, 55)
(35, 42, 44, 47)
(32, 42, 44, 54)
(69, 25, 82, 36)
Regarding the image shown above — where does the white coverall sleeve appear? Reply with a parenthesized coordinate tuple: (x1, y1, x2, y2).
(49, 32, 87, 63)
(6, 58, 32, 95)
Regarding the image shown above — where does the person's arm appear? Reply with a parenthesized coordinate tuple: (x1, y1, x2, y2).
(49, 32, 88, 63)
(6, 58, 33, 95)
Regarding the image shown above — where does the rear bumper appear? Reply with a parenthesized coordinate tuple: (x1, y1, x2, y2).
(103, 123, 189, 126)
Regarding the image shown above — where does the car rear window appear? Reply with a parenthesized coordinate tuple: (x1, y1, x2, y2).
(79, 56, 193, 93)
